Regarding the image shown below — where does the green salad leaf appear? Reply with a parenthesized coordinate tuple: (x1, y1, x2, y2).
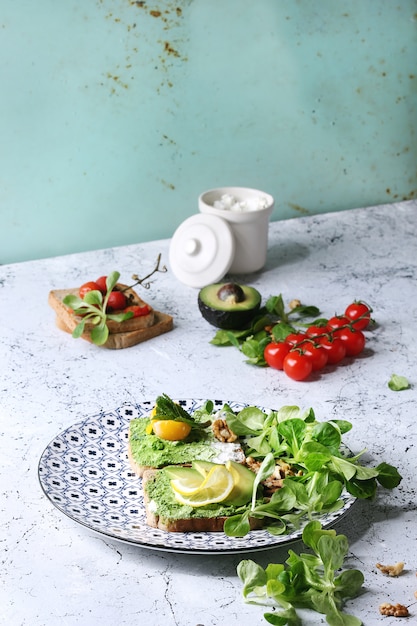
(209, 295, 321, 365)
(388, 374, 410, 391)
(221, 404, 402, 538)
(237, 521, 364, 625)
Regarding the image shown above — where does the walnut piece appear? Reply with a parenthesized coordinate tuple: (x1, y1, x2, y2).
(246, 457, 300, 493)
(288, 298, 302, 310)
(376, 562, 405, 577)
(212, 419, 238, 443)
(379, 603, 409, 617)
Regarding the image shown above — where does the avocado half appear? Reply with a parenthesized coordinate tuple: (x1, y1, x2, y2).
(198, 282, 261, 330)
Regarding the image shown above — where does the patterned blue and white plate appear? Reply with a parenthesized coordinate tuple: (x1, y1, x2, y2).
(38, 400, 356, 554)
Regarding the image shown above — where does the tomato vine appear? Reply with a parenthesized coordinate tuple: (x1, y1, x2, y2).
(210, 295, 373, 381)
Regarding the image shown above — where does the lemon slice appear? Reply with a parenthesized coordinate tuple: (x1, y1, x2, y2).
(170, 472, 205, 495)
(172, 465, 234, 507)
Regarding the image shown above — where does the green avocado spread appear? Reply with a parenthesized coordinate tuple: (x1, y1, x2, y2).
(145, 469, 249, 520)
(129, 418, 217, 468)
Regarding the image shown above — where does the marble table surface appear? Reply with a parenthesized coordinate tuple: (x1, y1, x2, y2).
(1, 200, 416, 625)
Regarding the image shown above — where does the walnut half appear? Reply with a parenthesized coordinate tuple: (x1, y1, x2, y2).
(379, 602, 409, 617)
(376, 562, 405, 577)
(212, 419, 238, 443)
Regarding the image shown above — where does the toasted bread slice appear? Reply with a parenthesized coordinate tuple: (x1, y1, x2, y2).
(49, 283, 173, 349)
(48, 283, 155, 333)
(142, 469, 263, 533)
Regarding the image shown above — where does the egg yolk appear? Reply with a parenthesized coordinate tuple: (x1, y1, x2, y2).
(151, 419, 192, 441)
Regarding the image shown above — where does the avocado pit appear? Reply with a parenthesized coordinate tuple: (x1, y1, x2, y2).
(217, 282, 245, 304)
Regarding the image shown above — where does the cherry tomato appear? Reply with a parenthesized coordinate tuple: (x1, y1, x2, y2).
(264, 342, 290, 370)
(283, 352, 313, 381)
(79, 281, 101, 299)
(302, 342, 328, 371)
(106, 290, 127, 311)
(95, 275, 108, 294)
(125, 304, 151, 318)
(305, 325, 328, 338)
(344, 302, 372, 330)
(318, 336, 346, 364)
(334, 327, 366, 356)
(327, 315, 350, 330)
(285, 332, 307, 346)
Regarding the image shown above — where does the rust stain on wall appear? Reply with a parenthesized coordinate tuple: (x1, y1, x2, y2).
(288, 202, 310, 215)
(98, 1, 190, 95)
(162, 40, 180, 57)
(161, 134, 177, 146)
(160, 178, 176, 190)
(104, 1, 189, 94)
(129, 1, 186, 31)
(107, 72, 129, 90)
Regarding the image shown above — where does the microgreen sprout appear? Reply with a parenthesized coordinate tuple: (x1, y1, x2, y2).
(63, 271, 133, 346)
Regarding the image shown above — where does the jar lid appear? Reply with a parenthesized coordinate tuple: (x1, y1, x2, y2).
(169, 213, 235, 288)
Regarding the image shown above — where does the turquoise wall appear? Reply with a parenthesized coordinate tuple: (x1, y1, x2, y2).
(1, 1, 416, 264)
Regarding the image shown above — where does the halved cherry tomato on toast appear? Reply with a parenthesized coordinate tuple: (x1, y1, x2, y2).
(79, 281, 101, 299)
(95, 276, 108, 294)
(106, 290, 127, 311)
(151, 420, 191, 441)
(125, 304, 151, 318)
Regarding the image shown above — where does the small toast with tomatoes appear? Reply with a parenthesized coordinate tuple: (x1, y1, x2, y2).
(49, 282, 173, 349)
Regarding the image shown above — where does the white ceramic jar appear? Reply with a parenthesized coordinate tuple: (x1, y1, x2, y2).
(198, 187, 274, 274)
(169, 186, 274, 288)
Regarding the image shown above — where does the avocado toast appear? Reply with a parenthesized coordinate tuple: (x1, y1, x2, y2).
(128, 394, 261, 532)
(128, 395, 245, 476)
(142, 461, 263, 532)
